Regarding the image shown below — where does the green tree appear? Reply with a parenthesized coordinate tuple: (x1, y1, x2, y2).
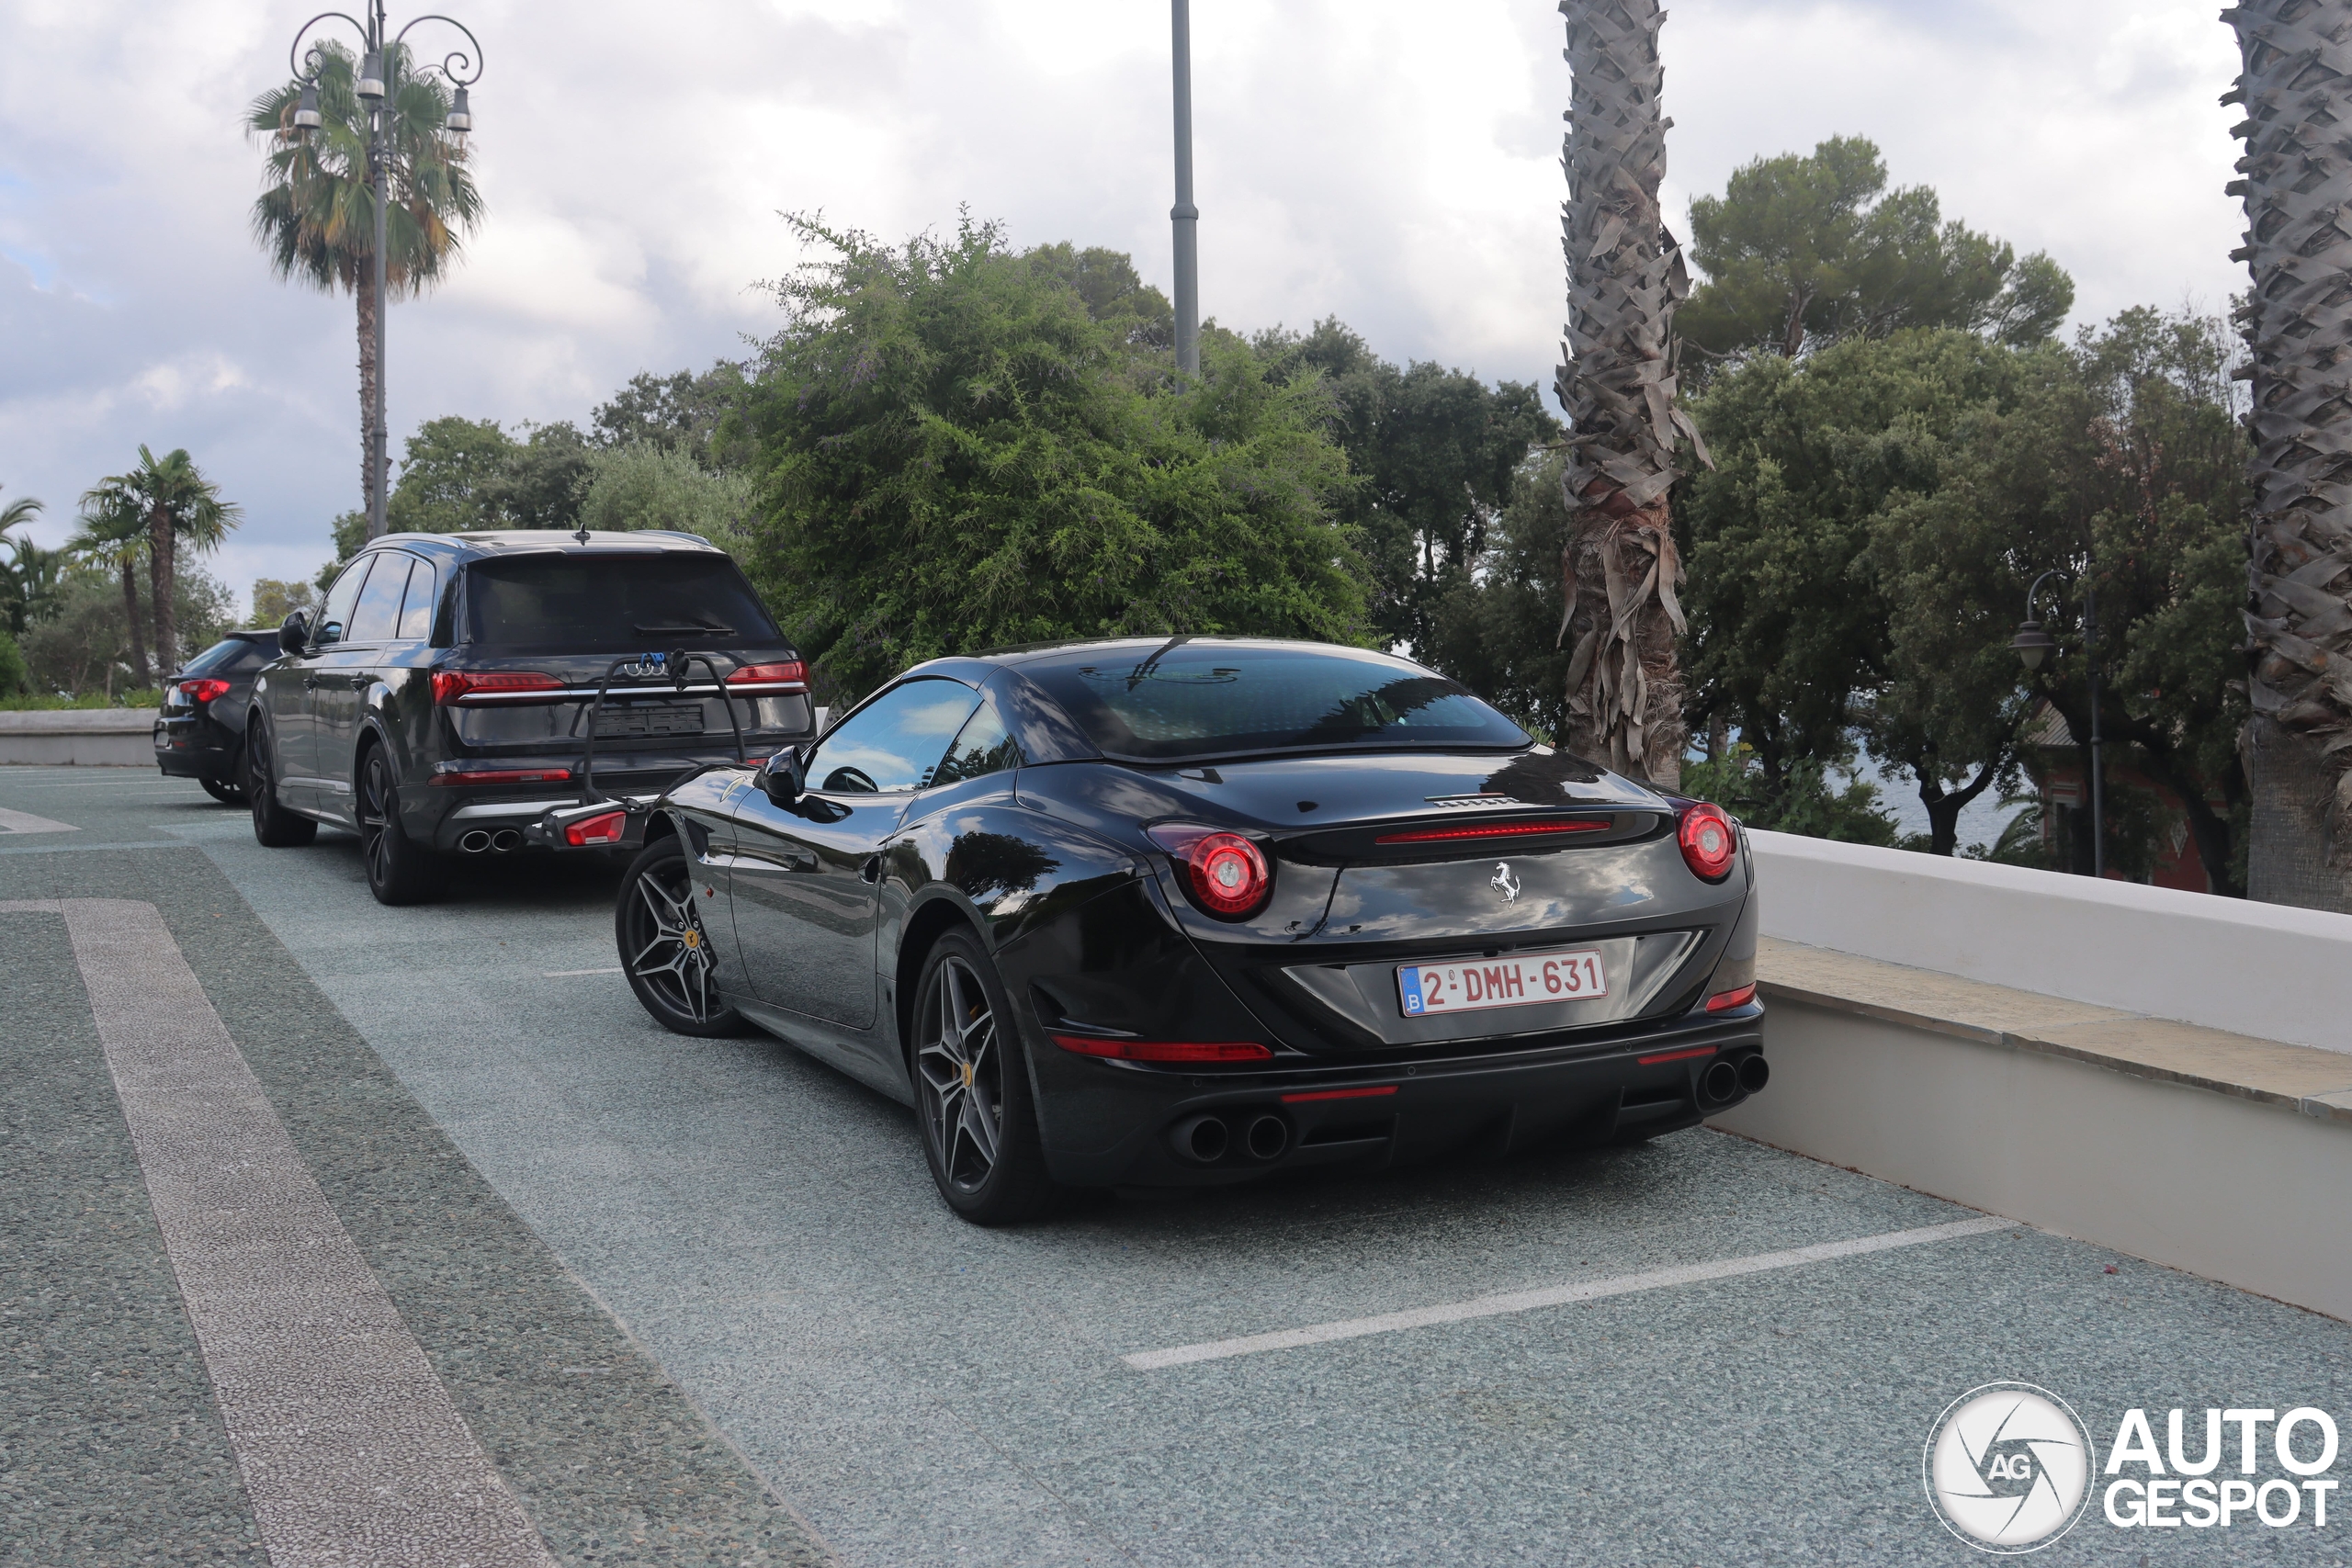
(1680, 136, 2074, 367)
(20, 564, 234, 699)
(70, 479, 153, 682)
(1679, 329, 2025, 827)
(736, 216, 1367, 701)
(579, 444, 754, 540)
(592, 363, 753, 469)
(3, 534, 71, 638)
(248, 40, 484, 527)
(1254, 319, 1556, 657)
(251, 578, 319, 626)
(384, 416, 515, 535)
(0, 485, 40, 537)
(92, 446, 240, 673)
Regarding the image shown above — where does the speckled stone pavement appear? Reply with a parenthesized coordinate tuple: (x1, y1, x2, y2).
(6, 763, 2349, 1567)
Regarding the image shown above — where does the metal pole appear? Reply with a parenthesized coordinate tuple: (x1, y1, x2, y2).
(2085, 574, 2105, 879)
(1170, 0, 1198, 375)
(368, 0, 390, 538)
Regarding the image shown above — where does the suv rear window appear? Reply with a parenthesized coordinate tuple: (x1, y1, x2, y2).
(179, 637, 271, 677)
(462, 553, 782, 649)
(1020, 640, 1530, 761)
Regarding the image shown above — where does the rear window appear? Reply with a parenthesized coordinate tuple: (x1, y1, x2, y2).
(462, 553, 782, 649)
(1021, 640, 1530, 761)
(179, 637, 270, 677)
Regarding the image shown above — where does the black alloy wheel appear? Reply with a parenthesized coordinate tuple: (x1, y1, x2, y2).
(910, 929, 1056, 1224)
(246, 720, 317, 848)
(356, 747, 442, 905)
(616, 837, 746, 1037)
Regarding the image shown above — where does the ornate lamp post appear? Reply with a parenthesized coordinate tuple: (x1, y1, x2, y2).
(284, 5, 482, 539)
(2010, 569, 2105, 878)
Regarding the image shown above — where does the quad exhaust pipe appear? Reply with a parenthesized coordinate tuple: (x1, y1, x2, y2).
(1170, 1111, 1293, 1165)
(458, 828, 525, 854)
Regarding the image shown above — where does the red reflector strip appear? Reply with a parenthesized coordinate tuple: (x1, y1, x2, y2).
(1049, 1034, 1273, 1063)
(563, 810, 628, 847)
(1704, 983, 1758, 1014)
(1374, 819, 1610, 845)
(1637, 1044, 1718, 1066)
(428, 768, 575, 786)
(1279, 1084, 1399, 1103)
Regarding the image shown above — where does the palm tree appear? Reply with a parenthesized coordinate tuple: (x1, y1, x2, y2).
(72, 481, 151, 685)
(1554, 0, 1708, 788)
(0, 485, 40, 537)
(2229, 0, 2352, 913)
(93, 447, 241, 675)
(3, 535, 71, 638)
(248, 41, 482, 526)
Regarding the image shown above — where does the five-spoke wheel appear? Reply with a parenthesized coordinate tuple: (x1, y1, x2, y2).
(616, 837, 745, 1037)
(356, 747, 441, 905)
(910, 929, 1056, 1224)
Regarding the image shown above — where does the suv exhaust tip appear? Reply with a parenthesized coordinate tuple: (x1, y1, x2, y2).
(459, 829, 492, 853)
(490, 829, 521, 852)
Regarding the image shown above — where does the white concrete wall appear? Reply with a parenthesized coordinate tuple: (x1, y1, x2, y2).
(1748, 830, 2352, 1055)
(1714, 998, 2352, 1321)
(0, 710, 155, 767)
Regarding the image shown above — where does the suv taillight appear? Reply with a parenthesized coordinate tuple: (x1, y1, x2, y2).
(432, 670, 563, 705)
(726, 660, 808, 691)
(1676, 800, 1738, 883)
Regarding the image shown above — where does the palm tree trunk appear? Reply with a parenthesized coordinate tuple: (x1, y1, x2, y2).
(2229, 0, 2352, 912)
(1555, 0, 1705, 789)
(357, 277, 381, 523)
(119, 557, 148, 688)
(146, 504, 176, 677)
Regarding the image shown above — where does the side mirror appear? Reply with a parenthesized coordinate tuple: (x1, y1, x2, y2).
(279, 609, 311, 656)
(761, 747, 804, 806)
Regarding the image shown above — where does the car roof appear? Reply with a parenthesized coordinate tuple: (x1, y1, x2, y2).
(947, 635, 1418, 671)
(358, 529, 726, 562)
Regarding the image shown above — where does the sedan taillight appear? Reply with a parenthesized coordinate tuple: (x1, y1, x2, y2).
(177, 678, 231, 705)
(1148, 823, 1272, 919)
(432, 670, 563, 705)
(1676, 800, 1738, 883)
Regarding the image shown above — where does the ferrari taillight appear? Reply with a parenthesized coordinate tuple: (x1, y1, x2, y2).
(1676, 800, 1737, 883)
(1147, 823, 1272, 919)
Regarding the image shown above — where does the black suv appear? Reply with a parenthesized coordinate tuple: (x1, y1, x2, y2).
(245, 529, 814, 904)
(154, 628, 279, 802)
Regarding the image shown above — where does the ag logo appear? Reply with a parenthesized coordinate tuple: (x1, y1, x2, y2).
(1490, 862, 1521, 903)
(1924, 1382, 2096, 1553)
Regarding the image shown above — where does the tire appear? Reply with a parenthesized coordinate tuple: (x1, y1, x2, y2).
(616, 837, 748, 1037)
(246, 719, 318, 848)
(200, 773, 245, 806)
(356, 745, 443, 905)
(909, 929, 1057, 1225)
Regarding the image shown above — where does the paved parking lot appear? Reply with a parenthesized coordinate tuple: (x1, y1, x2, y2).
(6, 763, 2349, 1566)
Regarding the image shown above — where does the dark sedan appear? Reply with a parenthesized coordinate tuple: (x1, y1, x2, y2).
(153, 629, 279, 802)
(614, 637, 1764, 1224)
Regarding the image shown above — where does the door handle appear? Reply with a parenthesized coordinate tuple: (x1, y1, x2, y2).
(860, 854, 882, 884)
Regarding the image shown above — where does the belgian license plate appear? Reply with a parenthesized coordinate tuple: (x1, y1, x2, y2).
(1397, 947, 1608, 1018)
(594, 703, 704, 739)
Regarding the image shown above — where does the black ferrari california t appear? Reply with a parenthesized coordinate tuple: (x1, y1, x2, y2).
(611, 636, 1763, 1223)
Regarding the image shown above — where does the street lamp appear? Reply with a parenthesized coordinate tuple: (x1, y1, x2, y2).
(283, 4, 483, 540)
(2012, 568, 2105, 879)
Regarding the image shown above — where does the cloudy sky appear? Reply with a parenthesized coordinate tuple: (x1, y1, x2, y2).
(0, 0, 2245, 610)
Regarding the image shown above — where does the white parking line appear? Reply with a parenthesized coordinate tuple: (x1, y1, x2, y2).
(0, 806, 77, 834)
(543, 966, 624, 977)
(1123, 1214, 2015, 1371)
(44, 898, 559, 1568)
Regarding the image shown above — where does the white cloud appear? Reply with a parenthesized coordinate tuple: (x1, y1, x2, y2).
(0, 0, 2251, 607)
